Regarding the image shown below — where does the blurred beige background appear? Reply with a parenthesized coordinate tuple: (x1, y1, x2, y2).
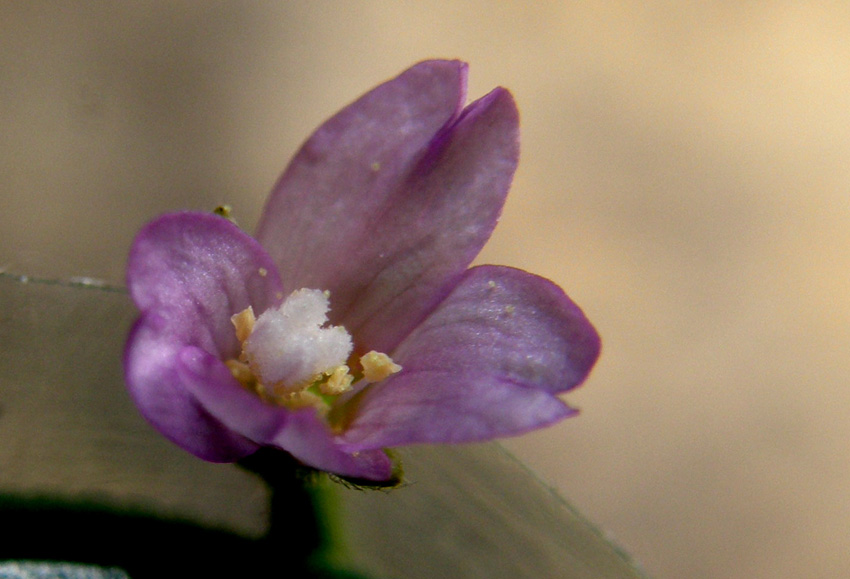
(3, 2, 849, 577)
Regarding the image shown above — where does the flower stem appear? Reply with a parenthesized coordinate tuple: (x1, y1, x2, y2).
(238, 449, 333, 570)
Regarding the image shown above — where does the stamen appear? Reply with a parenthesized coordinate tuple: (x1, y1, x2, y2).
(360, 351, 402, 383)
(321, 365, 354, 395)
(231, 307, 256, 344)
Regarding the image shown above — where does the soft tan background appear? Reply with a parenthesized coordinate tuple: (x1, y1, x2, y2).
(3, 3, 849, 577)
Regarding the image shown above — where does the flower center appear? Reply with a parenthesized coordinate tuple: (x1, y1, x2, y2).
(226, 288, 401, 412)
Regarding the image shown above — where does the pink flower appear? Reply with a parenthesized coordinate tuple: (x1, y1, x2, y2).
(123, 60, 600, 481)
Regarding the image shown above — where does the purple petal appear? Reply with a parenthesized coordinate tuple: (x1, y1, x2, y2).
(176, 346, 288, 442)
(256, 60, 520, 353)
(124, 315, 259, 461)
(124, 212, 283, 461)
(339, 265, 600, 449)
(178, 347, 393, 480)
(128, 212, 283, 358)
(269, 411, 393, 481)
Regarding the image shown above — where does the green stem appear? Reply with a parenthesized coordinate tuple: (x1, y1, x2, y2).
(239, 449, 325, 556)
(238, 450, 382, 578)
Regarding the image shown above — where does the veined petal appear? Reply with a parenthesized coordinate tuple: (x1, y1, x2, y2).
(128, 212, 283, 358)
(339, 265, 600, 449)
(124, 212, 283, 461)
(341, 373, 575, 450)
(257, 60, 465, 291)
(176, 346, 288, 443)
(256, 60, 520, 352)
(178, 347, 393, 480)
(124, 314, 259, 461)
(393, 265, 601, 393)
(270, 411, 393, 481)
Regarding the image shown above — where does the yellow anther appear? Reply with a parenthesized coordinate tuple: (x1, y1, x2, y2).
(321, 365, 354, 395)
(231, 307, 256, 343)
(360, 351, 402, 383)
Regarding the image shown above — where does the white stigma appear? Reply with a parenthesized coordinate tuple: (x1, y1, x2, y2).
(242, 289, 353, 391)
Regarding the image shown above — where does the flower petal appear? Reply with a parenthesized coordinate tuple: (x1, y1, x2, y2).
(256, 60, 520, 352)
(178, 347, 393, 480)
(128, 212, 283, 358)
(339, 265, 600, 449)
(124, 314, 259, 461)
(176, 346, 287, 442)
(124, 212, 283, 461)
(270, 411, 393, 481)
